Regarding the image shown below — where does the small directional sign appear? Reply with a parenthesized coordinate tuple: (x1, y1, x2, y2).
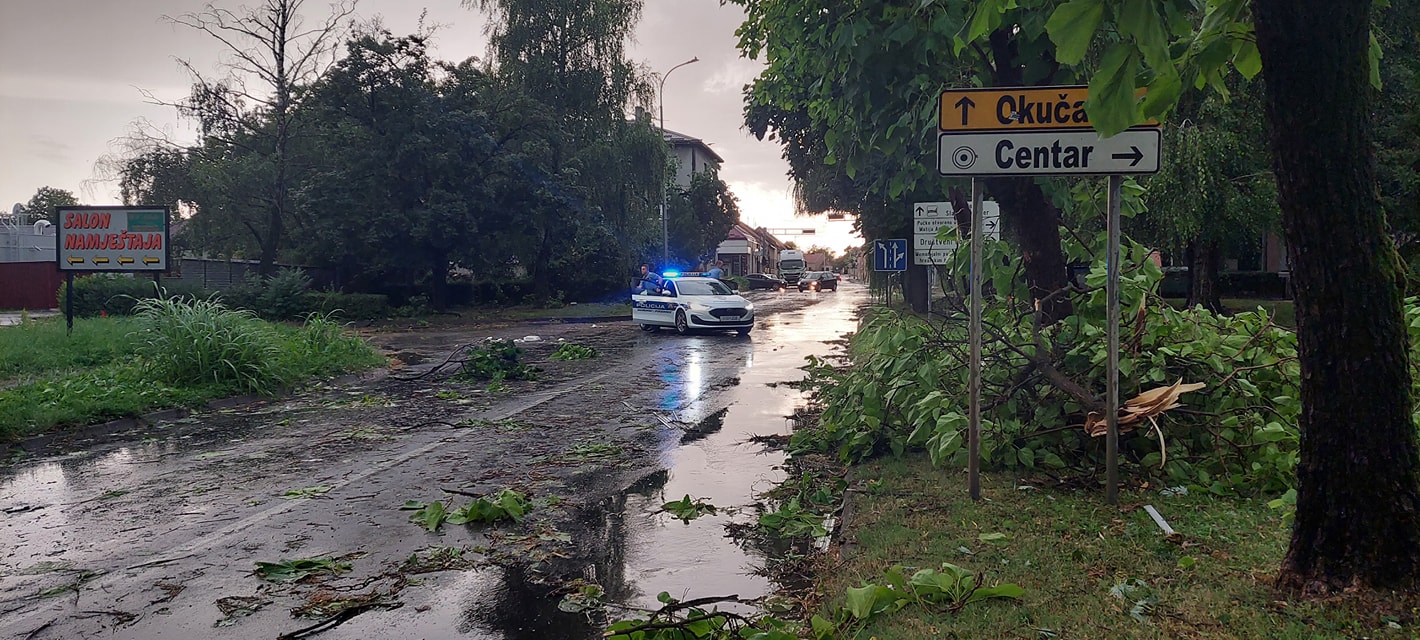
(873, 239, 908, 272)
(938, 128, 1160, 176)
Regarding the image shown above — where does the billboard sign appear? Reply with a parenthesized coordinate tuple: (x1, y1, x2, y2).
(56, 206, 170, 271)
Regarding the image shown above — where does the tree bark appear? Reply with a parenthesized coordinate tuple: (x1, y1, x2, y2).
(985, 28, 1073, 324)
(1255, 0, 1420, 594)
(1185, 239, 1224, 314)
(983, 176, 1072, 323)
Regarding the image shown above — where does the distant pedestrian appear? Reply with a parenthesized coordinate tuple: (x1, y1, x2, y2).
(705, 260, 724, 280)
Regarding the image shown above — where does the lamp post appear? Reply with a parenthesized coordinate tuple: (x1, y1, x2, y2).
(658, 56, 698, 268)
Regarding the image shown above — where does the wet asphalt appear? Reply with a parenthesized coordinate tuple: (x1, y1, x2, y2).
(0, 283, 866, 639)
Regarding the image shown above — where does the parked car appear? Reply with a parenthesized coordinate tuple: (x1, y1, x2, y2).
(632, 276, 755, 335)
(744, 273, 787, 290)
(798, 271, 839, 292)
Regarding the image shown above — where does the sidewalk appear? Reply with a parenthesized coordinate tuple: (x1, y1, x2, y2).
(0, 309, 57, 326)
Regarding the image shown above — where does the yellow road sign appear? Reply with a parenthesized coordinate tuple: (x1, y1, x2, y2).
(940, 85, 1156, 132)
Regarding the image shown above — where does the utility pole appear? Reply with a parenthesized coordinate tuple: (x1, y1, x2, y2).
(658, 56, 699, 268)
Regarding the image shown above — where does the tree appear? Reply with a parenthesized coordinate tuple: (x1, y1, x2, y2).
(297, 31, 543, 308)
(22, 186, 78, 223)
(1133, 82, 1278, 313)
(733, 0, 1117, 320)
(666, 169, 740, 268)
(1252, 0, 1420, 594)
(469, 0, 665, 297)
(164, 0, 355, 274)
(1042, 0, 1420, 595)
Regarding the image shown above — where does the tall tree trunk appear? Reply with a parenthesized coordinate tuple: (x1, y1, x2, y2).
(1255, 0, 1420, 593)
(984, 29, 1073, 324)
(984, 177, 1072, 323)
(1185, 239, 1224, 314)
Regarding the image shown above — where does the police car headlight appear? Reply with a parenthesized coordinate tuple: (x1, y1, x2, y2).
(744, 302, 755, 312)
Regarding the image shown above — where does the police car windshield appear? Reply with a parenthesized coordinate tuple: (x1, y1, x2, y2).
(676, 279, 734, 296)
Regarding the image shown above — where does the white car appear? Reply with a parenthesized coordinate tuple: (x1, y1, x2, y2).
(633, 276, 755, 335)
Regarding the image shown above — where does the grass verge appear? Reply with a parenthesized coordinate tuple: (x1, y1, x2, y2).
(0, 310, 384, 441)
(823, 454, 1412, 639)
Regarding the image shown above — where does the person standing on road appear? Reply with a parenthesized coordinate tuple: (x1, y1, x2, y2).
(705, 260, 724, 280)
(633, 263, 665, 295)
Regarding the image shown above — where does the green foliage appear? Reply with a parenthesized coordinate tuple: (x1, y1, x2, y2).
(659, 495, 717, 523)
(796, 234, 1319, 495)
(0, 315, 141, 380)
(133, 297, 289, 394)
(758, 497, 830, 539)
(604, 591, 801, 640)
(23, 186, 78, 223)
(253, 557, 352, 583)
(459, 339, 540, 381)
(402, 489, 530, 532)
(0, 310, 378, 439)
(59, 274, 160, 317)
(550, 342, 598, 361)
(307, 291, 390, 320)
(811, 563, 1024, 639)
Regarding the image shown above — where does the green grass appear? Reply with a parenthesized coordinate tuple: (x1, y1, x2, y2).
(0, 309, 384, 441)
(823, 454, 1411, 639)
(0, 316, 143, 381)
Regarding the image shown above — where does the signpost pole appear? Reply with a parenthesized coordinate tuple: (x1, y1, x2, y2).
(1106, 175, 1122, 505)
(65, 273, 74, 336)
(968, 178, 983, 501)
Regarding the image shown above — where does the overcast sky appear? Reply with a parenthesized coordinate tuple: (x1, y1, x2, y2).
(0, 0, 860, 253)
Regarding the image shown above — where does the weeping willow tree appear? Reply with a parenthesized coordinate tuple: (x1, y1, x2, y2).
(467, 0, 666, 293)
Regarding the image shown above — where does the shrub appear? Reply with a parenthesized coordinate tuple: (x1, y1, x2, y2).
(255, 268, 313, 320)
(58, 274, 160, 316)
(309, 292, 389, 320)
(134, 297, 288, 394)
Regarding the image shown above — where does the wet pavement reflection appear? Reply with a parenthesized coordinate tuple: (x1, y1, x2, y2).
(0, 284, 864, 638)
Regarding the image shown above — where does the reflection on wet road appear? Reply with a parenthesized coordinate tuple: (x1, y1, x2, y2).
(614, 285, 862, 610)
(0, 283, 864, 638)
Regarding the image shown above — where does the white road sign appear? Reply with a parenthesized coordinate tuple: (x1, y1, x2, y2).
(938, 128, 1160, 176)
(914, 201, 951, 219)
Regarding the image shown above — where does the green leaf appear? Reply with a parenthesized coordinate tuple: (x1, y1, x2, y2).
(1045, 0, 1105, 65)
(845, 584, 878, 620)
(979, 532, 1011, 545)
(966, 0, 1009, 44)
(1233, 40, 1262, 80)
(968, 583, 1026, 602)
(1086, 44, 1141, 136)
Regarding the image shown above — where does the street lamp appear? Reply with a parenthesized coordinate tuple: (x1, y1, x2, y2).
(658, 56, 699, 268)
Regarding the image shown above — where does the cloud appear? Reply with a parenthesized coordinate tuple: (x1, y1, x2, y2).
(701, 58, 763, 95)
(0, 74, 188, 106)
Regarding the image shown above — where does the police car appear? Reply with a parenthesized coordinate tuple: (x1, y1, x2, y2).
(632, 274, 755, 335)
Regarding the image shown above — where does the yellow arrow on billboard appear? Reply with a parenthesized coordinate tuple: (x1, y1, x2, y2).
(93, 257, 110, 264)
(118, 257, 135, 264)
(143, 257, 160, 265)
(67, 256, 85, 265)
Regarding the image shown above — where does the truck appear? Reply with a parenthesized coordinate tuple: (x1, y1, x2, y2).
(778, 249, 806, 285)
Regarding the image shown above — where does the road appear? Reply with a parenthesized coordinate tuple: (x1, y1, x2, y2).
(0, 282, 866, 639)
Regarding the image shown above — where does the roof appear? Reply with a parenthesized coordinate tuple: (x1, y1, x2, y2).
(663, 129, 726, 164)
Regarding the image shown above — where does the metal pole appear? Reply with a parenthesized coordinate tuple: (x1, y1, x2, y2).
(657, 57, 698, 268)
(969, 179, 983, 501)
(65, 272, 74, 336)
(1106, 175, 1122, 505)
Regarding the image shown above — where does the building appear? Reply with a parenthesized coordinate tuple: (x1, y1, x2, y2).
(714, 223, 787, 276)
(0, 207, 61, 310)
(664, 129, 724, 188)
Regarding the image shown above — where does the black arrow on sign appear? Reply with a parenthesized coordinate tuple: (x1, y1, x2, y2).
(954, 96, 976, 126)
(1111, 146, 1144, 167)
